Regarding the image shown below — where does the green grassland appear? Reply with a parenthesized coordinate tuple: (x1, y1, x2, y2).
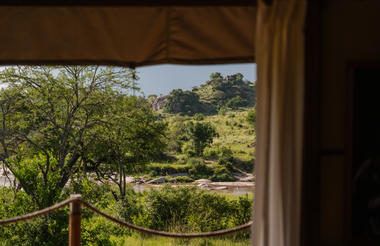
(138, 108, 255, 181)
(111, 234, 251, 246)
(203, 110, 255, 162)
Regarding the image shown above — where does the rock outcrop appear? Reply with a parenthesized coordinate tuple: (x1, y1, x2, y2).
(150, 95, 168, 111)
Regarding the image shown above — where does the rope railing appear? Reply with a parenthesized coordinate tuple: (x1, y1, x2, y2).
(0, 194, 253, 245)
(0, 196, 77, 226)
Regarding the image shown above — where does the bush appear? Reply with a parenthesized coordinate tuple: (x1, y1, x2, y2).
(132, 186, 251, 233)
(186, 121, 218, 156)
(218, 107, 227, 116)
(0, 187, 69, 246)
(226, 96, 248, 109)
(218, 146, 233, 159)
(217, 158, 235, 171)
(246, 107, 256, 127)
(167, 140, 183, 153)
(147, 164, 190, 176)
(234, 159, 255, 173)
(164, 89, 205, 116)
(203, 146, 233, 161)
(82, 216, 127, 246)
(169, 176, 194, 183)
(188, 161, 214, 179)
(193, 113, 205, 121)
(64, 172, 114, 207)
(182, 142, 196, 157)
(210, 166, 235, 182)
(203, 147, 219, 160)
(0, 183, 252, 245)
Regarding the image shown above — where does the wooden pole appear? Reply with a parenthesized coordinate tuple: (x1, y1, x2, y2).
(69, 194, 82, 246)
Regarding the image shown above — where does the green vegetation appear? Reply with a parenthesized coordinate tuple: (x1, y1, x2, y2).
(0, 66, 166, 207)
(0, 184, 252, 245)
(153, 108, 255, 181)
(164, 89, 209, 115)
(163, 73, 255, 115)
(150, 72, 256, 182)
(0, 67, 255, 245)
(187, 121, 219, 156)
(117, 236, 251, 246)
(246, 106, 256, 128)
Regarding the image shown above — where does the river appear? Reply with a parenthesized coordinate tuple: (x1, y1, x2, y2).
(0, 166, 254, 196)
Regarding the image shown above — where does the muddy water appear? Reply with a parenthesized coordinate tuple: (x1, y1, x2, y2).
(0, 166, 254, 196)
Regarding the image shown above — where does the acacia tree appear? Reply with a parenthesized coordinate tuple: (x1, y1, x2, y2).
(84, 95, 167, 200)
(0, 66, 135, 207)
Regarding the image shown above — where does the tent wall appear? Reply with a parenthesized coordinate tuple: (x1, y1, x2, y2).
(0, 0, 257, 6)
(318, 0, 380, 245)
(0, 7, 256, 66)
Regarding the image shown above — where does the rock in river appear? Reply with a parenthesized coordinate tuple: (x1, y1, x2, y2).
(146, 177, 167, 184)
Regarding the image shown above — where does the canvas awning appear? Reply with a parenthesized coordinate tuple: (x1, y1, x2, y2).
(0, 5, 256, 67)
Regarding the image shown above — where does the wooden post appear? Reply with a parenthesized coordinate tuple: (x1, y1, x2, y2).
(69, 194, 82, 246)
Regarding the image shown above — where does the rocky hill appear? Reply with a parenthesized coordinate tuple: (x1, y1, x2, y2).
(150, 95, 168, 111)
(150, 73, 255, 115)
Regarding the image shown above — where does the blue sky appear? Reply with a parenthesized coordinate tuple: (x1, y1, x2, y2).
(136, 63, 256, 96)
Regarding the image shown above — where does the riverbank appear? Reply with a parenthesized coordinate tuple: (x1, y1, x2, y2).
(0, 167, 254, 196)
(124, 171, 255, 195)
(132, 182, 254, 196)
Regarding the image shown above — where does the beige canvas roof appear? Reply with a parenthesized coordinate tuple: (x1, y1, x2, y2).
(0, 6, 256, 67)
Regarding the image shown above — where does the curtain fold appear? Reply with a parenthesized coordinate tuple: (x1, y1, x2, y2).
(253, 0, 306, 246)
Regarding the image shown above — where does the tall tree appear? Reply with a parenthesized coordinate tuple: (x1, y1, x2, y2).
(84, 96, 167, 200)
(0, 66, 135, 207)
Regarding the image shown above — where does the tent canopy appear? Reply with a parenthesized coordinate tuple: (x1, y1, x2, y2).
(0, 5, 256, 67)
(1, 0, 257, 6)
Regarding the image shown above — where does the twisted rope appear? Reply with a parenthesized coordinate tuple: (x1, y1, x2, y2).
(0, 196, 76, 225)
(81, 200, 252, 238)
(0, 196, 253, 238)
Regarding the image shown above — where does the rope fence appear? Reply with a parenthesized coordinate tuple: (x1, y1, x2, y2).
(0, 196, 77, 226)
(0, 194, 253, 245)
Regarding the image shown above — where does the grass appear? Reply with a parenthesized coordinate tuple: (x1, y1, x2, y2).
(111, 234, 251, 246)
(134, 108, 255, 181)
(207, 110, 255, 162)
(166, 108, 254, 166)
(215, 192, 254, 202)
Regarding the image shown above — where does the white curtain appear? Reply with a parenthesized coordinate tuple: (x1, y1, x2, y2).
(253, 0, 307, 246)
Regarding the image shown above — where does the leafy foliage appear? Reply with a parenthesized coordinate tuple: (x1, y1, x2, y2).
(187, 122, 219, 156)
(246, 106, 256, 128)
(7, 152, 62, 208)
(84, 95, 167, 200)
(162, 73, 255, 116)
(0, 187, 69, 246)
(164, 89, 206, 115)
(118, 186, 252, 233)
(193, 113, 205, 121)
(2, 185, 251, 245)
(0, 66, 166, 206)
(0, 67, 255, 245)
(0, 66, 137, 207)
(226, 96, 249, 110)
